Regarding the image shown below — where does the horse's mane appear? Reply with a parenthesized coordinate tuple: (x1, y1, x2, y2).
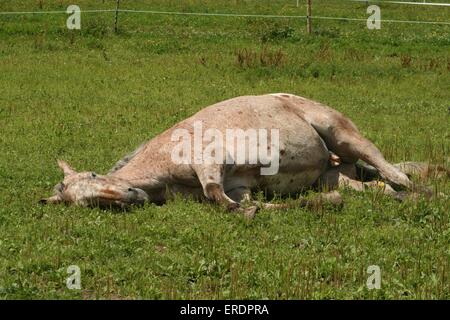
(108, 142, 146, 174)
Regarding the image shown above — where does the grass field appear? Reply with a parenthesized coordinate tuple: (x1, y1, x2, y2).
(0, 0, 449, 299)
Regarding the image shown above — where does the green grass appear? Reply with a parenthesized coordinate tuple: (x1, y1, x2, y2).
(0, 0, 449, 299)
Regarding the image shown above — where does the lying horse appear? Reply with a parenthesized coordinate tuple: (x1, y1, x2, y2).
(41, 94, 443, 217)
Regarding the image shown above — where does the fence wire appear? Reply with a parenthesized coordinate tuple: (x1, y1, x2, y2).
(0, 6, 449, 26)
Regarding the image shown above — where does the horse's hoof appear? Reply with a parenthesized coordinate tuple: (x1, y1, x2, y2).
(243, 206, 258, 219)
(227, 202, 241, 212)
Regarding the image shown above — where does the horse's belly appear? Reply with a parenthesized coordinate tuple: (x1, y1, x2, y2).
(226, 136, 329, 195)
(258, 158, 327, 195)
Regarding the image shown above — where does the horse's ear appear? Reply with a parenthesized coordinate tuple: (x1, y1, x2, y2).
(57, 160, 76, 176)
(39, 194, 63, 205)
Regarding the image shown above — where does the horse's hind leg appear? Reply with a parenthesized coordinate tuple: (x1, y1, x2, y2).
(318, 164, 399, 198)
(310, 113, 412, 190)
(394, 162, 450, 180)
(227, 186, 343, 216)
(254, 191, 343, 211)
(340, 134, 411, 190)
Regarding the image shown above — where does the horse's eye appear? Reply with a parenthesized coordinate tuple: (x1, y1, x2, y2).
(91, 172, 97, 178)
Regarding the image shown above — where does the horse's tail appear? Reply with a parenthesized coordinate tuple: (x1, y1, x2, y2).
(393, 162, 449, 180)
(355, 161, 449, 181)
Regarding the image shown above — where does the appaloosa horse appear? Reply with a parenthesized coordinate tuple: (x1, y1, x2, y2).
(41, 94, 443, 217)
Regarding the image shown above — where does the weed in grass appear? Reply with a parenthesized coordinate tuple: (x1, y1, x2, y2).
(261, 25, 295, 43)
(235, 47, 285, 69)
(400, 54, 412, 68)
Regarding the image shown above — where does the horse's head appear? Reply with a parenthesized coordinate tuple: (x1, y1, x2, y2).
(40, 160, 149, 208)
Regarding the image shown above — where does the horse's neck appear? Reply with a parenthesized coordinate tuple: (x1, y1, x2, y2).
(108, 145, 165, 190)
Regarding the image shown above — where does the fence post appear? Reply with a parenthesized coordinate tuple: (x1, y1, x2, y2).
(306, 0, 312, 34)
(114, 0, 120, 33)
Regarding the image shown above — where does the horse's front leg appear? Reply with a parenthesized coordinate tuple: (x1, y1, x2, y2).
(192, 164, 241, 211)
